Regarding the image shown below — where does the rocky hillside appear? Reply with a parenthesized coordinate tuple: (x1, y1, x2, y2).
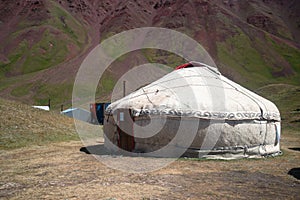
(0, 0, 299, 108)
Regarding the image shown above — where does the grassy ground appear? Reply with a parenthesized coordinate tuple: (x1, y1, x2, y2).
(0, 132, 299, 199)
(0, 98, 78, 150)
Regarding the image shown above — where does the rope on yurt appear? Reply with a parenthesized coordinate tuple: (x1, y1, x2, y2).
(202, 67, 272, 148)
(141, 87, 154, 105)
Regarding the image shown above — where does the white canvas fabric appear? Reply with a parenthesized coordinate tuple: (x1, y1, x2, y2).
(61, 108, 91, 123)
(104, 62, 281, 158)
(106, 62, 280, 121)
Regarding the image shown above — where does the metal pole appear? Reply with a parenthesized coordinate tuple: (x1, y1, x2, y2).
(48, 99, 51, 109)
(123, 80, 126, 97)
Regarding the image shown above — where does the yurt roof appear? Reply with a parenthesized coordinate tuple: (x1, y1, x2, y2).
(106, 62, 280, 121)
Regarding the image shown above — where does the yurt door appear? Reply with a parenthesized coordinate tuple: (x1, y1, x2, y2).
(117, 109, 135, 152)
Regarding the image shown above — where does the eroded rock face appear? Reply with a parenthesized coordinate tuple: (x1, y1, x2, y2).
(0, 0, 49, 22)
(247, 14, 273, 30)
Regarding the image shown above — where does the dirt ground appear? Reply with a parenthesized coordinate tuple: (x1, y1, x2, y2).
(0, 133, 299, 200)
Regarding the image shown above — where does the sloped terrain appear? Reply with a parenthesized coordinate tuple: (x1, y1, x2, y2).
(0, 0, 92, 107)
(0, 0, 299, 109)
(256, 84, 300, 131)
(0, 98, 78, 149)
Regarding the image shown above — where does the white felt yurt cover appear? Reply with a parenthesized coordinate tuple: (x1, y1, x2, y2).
(104, 62, 281, 159)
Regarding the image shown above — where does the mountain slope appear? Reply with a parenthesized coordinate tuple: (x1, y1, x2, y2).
(0, 0, 299, 109)
(0, 0, 88, 76)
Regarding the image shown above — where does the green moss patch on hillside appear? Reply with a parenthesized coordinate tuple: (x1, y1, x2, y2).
(266, 36, 300, 82)
(22, 29, 69, 74)
(217, 29, 273, 88)
(256, 84, 300, 131)
(11, 83, 33, 97)
(47, 0, 86, 47)
(96, 73, 117, 98)
(0, 0, 87, 77)
(33, 82, 74, 109)
(0, 40, 28, 77)
(143, 49, 187, 69)
(217, 28, 300, 89)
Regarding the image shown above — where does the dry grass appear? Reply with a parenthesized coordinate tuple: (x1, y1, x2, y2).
(0, 98, 79, 149)
(0, 134, 299, 199)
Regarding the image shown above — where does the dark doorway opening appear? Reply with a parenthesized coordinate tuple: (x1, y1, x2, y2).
(116, 108, 135, 152)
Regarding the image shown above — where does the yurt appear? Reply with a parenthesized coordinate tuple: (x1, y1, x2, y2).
(103, 62, 281, 159)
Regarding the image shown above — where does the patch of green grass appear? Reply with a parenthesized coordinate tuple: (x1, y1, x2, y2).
(0, 40, 28, 77)
(256, 84, 300, 131)
(22, 29, 69, 74)
(266, 35, 300, 75)
(0, 98, 79, 150)
(0, 54, 22, 75)
(100, 31, 117, 43)
(217, 29, 273, 88)
(33, 82, 74, 109)
(277, 27, 293, 40)
(1, 0, 87, 77)
(143, 49, 187, 68)
(34, 0, 86, 44)
(97, 73, 116, 95)
(217, 27, 300, 89)
(0, 131, 79, 150)
(0, 78, 17, 91)
(47, 0, 86, 47)
(11, 83, 33, 97)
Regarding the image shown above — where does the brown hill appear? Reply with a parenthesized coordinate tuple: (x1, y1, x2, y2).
(0, 0, 299, 108)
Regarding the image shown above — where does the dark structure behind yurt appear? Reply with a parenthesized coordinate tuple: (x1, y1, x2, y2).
(90, 103, 111, 124)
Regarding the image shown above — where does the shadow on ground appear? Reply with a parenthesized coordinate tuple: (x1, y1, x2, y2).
(79, 144, 197, 158)
(288, 147, 300, 152)
(80, 144, 112, 155)
(288, 168, 300, 180)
